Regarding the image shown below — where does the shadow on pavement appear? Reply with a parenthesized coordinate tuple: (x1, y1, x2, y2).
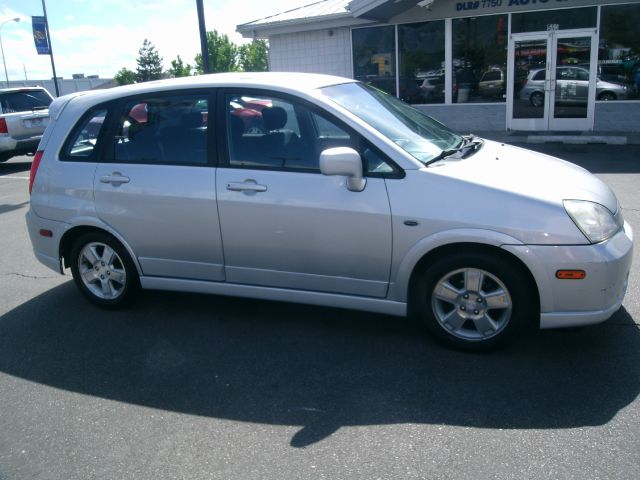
(513, 144, 640, 174)
(0, 161, 32, 175)
(1, 284, 638, 447)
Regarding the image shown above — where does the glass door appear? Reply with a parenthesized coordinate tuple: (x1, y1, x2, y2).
(507, 30, 597, 131)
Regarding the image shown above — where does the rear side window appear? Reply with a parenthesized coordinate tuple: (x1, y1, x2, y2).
(0, 90, 52, 113)
(111, 94, 209, 165)
(533, 70, 546, 81)
(62, 108, 108, 160)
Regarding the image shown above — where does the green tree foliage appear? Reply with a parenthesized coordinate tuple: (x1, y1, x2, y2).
(238, 40, 269, 72)
(114, 67, 136, 85)
(136, 38, 164, 82)
(168, 55, 192, 77)
(194, 30, 239, 73)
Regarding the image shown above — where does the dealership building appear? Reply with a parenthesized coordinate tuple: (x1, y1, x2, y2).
(238, 0, 640, 133)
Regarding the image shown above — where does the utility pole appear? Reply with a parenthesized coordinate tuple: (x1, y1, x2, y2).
(196, 0, 210, 74)
(41, 0, 60, 96)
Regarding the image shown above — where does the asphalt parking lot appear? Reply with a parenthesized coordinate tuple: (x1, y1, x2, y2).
(1, 144, 639, 480)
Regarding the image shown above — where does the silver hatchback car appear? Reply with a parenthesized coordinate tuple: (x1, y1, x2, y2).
(26, 73, 633, 350)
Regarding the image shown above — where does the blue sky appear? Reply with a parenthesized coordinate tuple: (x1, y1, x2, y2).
(0, 0, 305, 80)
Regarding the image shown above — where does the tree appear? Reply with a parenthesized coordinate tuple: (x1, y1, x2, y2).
(136, 38, 163, 82)
(194, 30, 238, 74)
(238, 40, 269, 72)
(114, 67, 136, 85)
(168, 55, 192, 77)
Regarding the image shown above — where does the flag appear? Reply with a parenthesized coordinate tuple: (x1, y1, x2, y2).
(32, 16, 51, 55)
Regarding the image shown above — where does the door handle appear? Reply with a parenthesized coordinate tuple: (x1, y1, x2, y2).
(227, 181, 267, 192)
(100, 172, 130, 185)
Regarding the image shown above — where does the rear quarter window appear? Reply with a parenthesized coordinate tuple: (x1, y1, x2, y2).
(61, 108, 108, 161)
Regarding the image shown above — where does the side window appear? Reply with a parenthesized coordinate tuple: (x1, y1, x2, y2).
(226, 93, 399, 175)
(226, 94, 310, 169)
(63, 108, 108, 160)
(533, 70, 546, 81)
(576, 68, 589, 81)
(112, 94, 208, 165)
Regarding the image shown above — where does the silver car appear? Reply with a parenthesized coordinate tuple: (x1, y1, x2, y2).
(0, 87, 53, 162)
(520, 67, 629, 107)
(26, 73, 633, 350)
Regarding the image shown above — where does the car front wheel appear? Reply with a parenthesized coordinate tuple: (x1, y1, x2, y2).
(530, 91, 544, 107)
(415, 252, 534, 351)
(70, 232, 140, 308)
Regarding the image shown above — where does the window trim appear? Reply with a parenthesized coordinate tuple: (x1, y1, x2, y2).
(99, 88, 217, 168)
(217, 87, 404, 179)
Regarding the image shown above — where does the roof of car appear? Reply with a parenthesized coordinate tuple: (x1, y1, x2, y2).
(60, 72, 356, 107)
(0, 87, 48, 93)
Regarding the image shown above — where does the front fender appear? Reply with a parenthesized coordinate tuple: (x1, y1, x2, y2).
(387, 228, 525, 302)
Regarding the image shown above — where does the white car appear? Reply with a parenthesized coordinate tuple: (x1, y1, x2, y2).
(26, 73, 633, 350)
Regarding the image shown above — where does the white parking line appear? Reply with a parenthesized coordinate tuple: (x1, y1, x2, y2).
(1, 175, 30, 180)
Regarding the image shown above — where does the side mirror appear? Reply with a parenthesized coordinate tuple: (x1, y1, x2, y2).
(319, 147, 366, 192)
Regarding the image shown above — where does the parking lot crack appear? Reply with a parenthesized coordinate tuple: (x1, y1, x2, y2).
(0, 272, 60, 280)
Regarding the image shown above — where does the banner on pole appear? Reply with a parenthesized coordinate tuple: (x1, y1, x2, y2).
(32, 16, 51, 55)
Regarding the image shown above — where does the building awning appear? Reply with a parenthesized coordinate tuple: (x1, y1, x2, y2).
(348, 0, 428, 21)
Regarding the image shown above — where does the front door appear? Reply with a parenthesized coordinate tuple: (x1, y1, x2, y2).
(216, 91, 393, 298)
(508, 29, 597, 131)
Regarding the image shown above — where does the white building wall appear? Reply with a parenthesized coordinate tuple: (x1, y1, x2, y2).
(6, 78, 113, 97)
(268, 27, 352, 78)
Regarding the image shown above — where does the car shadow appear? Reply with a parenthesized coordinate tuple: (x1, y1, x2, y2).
(0, 201, 29, 215)
(1, 284, 638, 448)
(0, 161, 32, 175)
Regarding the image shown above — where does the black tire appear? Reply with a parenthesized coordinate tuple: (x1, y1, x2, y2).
(69, 232, 140, 308)
(598, 91, 616, 101)
(530, 91, 544, 108)
(414, 252, 534, 351)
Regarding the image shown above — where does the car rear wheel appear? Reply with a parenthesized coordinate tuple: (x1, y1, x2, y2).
(530, 91, 544, 108)
(70, 232, 140, 308)
(598, 91, 616, 101)
(415, 252, 534, 351)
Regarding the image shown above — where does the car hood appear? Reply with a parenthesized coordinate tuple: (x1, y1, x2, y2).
(429, 140, 618, 213)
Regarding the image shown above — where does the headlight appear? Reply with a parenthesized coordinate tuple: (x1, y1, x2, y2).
(563, 199, 622, 243)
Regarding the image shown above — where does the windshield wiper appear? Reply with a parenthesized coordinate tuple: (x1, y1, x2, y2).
(425, 135, 484, 166)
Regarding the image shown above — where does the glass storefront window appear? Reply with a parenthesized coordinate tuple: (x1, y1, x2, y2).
(398, 21, 445, 105)
(599, 4, 640, 101)
(452, 15, 508, 103)
(511, 7, 597, 34)
(352, 26, 396, 97)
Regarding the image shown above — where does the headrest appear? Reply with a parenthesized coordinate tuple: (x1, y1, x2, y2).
(181, 112, 203, 129)
(262, 106, 287, 131)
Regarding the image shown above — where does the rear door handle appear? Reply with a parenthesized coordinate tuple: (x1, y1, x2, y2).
(100, 172, 130, 185)
(227, 181, 267, 193)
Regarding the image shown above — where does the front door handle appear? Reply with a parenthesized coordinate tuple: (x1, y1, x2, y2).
(227, 181, 267, 193)
(100, 172, 130, 185)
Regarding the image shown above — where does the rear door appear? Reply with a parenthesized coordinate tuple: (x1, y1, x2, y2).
(93, 90, 224, 281)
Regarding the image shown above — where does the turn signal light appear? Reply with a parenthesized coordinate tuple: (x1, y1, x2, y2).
(39, 229, 53, 238)
(556, 270, 586, 280)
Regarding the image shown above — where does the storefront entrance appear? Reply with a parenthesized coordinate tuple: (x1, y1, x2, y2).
(507, 29, 598, 131)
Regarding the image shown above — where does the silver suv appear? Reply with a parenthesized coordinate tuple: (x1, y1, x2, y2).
(520, 67, 629, 107)
(26, 73, 633, 350)
(0, 87, 53, 162)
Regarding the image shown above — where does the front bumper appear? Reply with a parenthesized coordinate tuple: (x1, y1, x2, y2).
(503, 221, 634, 329)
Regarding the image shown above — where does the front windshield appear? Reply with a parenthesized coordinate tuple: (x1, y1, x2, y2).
(320, 82, 462, 164)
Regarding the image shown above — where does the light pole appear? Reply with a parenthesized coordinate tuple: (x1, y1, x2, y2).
(0, 17, 20, 88)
